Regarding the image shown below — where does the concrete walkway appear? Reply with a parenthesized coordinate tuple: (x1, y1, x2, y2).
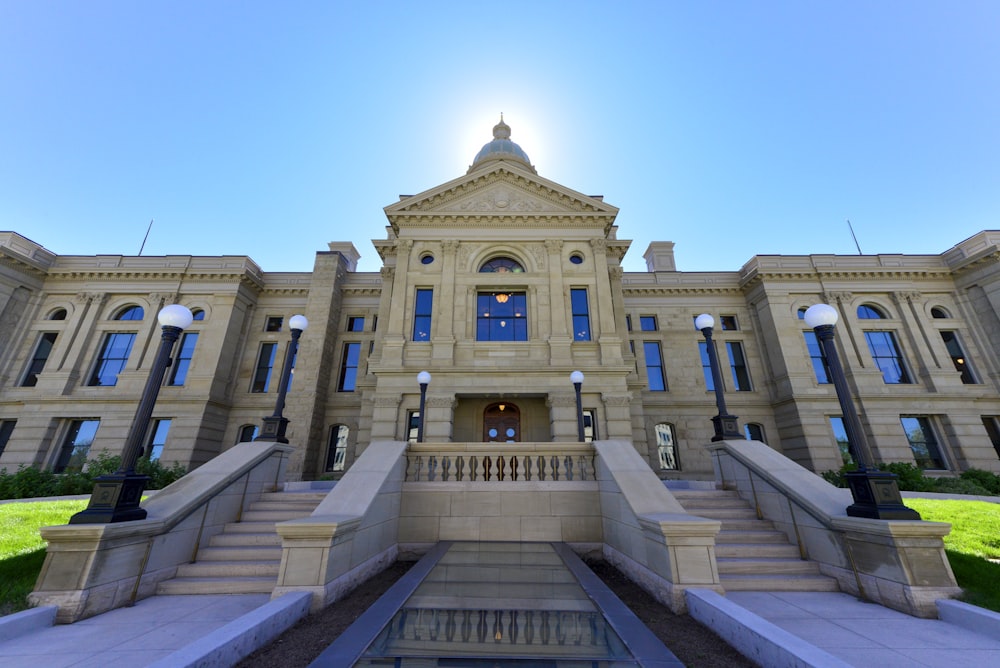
(2, 583, 999, 666)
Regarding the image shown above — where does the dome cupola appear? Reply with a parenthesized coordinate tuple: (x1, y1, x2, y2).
(468, 115, 536, 174)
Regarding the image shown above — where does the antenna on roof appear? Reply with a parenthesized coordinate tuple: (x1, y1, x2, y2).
(138, 218, 153, 256)
(847, 219, 863, 255)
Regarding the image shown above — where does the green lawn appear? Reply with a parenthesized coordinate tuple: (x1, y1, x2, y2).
(0, 499, 87, 615)
(1, 497, 998, 617)
(904, 497, 1000, 612)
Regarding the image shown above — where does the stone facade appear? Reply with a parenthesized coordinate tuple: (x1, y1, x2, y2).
(2, 120, 1000, 481)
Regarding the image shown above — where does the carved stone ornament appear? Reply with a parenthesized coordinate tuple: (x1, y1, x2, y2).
(457, 187, 545, 212)
(457, 244, 479, 269)
(608, 266, 623, 279)
(589, 238, 608, 253)
(397, 239, 414, 253)
(892, 291, 923, 304)
(380, 266, 395, 280)
(602, 393, 633, 407)
(527, 244, 547, 270)
(74, 292, 106, 306)
(426, 395, 458, 408)
(374, 395, 402, 408)
(441, 240, 459, 255)
(823, 291, 854, 305)
(546, 393, 578, 408)
(544, 239, 564, 254)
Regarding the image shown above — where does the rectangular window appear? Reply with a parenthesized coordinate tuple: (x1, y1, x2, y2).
(940, 331, 977, 384)
(720, 315, 738, 331)
(347, 316, 365, 332)
(583, 410, 597, 442)
(803, 331, 831, 384)
(407, 411, 421, 441)
(900, 416, 947, 469)
(476, 292, 528, 341)
(413, 289, 433, 341)
(88, 332, 136, 386)
(643, 341, 667, 391)
(655, 423, 679, 470)
(0, 420, 15, 458)
(145, 419, 171, 461)
(338, 342, 361, 392)
(981, 417, 1000, 460)
(726, 342, 752, 391)
(54, 419, 100, 473)
(744, 423, 766, 442)
(250, 342, 277, 393)
(626, 314, 632, 332)
(265, 317, 283, 332)
(699, 341, 715, 391)
(22, 332, 58, 387)
(168, 332, 198, 386)
(326, 425, 349, 472)
(639, 316, 657, 331)
(864, 331, 912, 384)
(571, 288, 591, 341)
(829, 416, 854, 466)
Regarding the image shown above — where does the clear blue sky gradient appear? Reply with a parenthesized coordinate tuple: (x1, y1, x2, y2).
(2, 1, 997, 273)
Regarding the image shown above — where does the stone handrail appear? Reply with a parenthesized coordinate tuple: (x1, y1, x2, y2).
(406, 442, 596, 482)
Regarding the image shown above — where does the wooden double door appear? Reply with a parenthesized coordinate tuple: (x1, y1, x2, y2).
(483, 402, 520, 442)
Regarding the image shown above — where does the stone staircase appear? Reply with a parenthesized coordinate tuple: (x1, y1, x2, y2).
(670, 486, 839, 592)
(156, 490, 327, 595)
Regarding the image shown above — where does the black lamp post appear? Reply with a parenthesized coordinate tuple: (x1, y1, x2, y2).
(70, 304, 193, 524)
(570, 370, 586, 442)
(416, 370, 431, 443)
(695, 313, 743, 441)
(804, 304, 920, 520)
(257, 315, 308, 443)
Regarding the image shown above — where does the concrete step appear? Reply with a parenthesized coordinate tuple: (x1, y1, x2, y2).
(219, 521, 283, 534)
(248, 500, 323, 511)
(714, 542, 801, 558)
(209, 531, 282, 546)
(714, 518, 777, 531)
(716, 557, 821, 576)
(715, 529, 790, 544)
(195, 545, 282, 561)
(156, 576, 277, 595)
(240, 509, 313, 522)
(176, 560, 279, 578)
(720, 574, 841, 592)
(683, 507, 760, 520)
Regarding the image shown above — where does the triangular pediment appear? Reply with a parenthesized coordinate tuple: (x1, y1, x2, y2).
(384, 162, 618, 221)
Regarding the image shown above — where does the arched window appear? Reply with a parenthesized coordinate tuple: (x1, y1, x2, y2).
(479, 257, 524, 273)
(191, 309, 206, 321)
(326, 425, 349, 472)
(48, 308, 68, 320)
(796, 307, 808, 320)
(930, 306, 950, 319)
(857, 304, 886, 319)
(237, 424, 259, 443)
(744, 423, 766, 443)
(654, 423, 679, 470)
(115, 305, 144, 321)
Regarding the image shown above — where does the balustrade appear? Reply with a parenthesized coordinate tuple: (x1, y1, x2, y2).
(406, 443, 596, 482)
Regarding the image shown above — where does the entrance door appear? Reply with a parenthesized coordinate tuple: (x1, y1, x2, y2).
(483, 402, 520, 442)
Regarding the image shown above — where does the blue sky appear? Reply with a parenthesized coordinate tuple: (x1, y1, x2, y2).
(1, 1, 997, 274)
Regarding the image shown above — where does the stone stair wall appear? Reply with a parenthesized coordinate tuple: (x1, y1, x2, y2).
(157, 491, 327, 596)
(670, 488, 839, 592)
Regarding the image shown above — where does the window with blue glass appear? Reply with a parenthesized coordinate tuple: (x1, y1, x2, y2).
(644, 341, 667, 391)
(864, 331, 912, 384)
(115, 305, 144, 321)
(347, 316, 365, 332)
(803, 331, 830, 384)
(168, 333, 198, 386)
(639, 316, 657, 331)
(144, 419, 171, 461)
(22, 332, 57, 387)
(250, 342, 277, 393)
(699, 341, 715, 390)
(571, 288, 591, 341)
(338, 342, 361, 391)
(726, 342, 752, 391)
(900, 416, 947, 469)
(88, 332, 136, 386)
(413, 289, 433, 341)
(477, 292, 527, 341)
(829, 416, 854, 466)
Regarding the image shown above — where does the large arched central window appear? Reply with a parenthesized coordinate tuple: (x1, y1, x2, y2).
(479, 257, 524, 273)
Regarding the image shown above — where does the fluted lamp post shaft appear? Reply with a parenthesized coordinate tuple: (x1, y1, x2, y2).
(70, 304, 194, 524)
(804, 304, 920, 520)
(695, 314, 743, 441)
(257, 315, 308, 443)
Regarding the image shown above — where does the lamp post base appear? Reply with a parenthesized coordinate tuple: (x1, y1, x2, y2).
(845, 470, 921, 520)
(69, 473, 150, 524)
(711, 414, 743, 442)
(255, 416, 289, 443)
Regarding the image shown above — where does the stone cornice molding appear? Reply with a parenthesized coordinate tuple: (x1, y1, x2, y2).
(623, 286, 744, 297)
(374, 394, 402, 408)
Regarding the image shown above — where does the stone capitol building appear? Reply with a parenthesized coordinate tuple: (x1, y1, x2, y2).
(3, 118, 1000, 482)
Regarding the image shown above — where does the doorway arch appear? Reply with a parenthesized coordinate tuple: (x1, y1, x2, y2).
(483, 402, 520, 442)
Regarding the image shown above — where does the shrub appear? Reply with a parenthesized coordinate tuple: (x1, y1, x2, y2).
(931, 477, 995, 496)
(0, 455, 186, 500)
(878, 462, 937, 492)
(958, 468, 1000, 495)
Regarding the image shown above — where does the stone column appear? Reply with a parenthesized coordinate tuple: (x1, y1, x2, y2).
(424, 395, 456, 442)
(545, 239, 571, 363)
(433, 241, 458, 361)
(601, 392, 634, 441)
(369, 393, 402, 440)
(547, 392, 579, 442)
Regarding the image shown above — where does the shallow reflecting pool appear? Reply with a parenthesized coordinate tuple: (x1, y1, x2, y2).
(356, 543, 638, 667)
